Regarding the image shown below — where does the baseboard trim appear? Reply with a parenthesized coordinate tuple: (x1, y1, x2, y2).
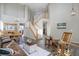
(71, 42, 79, 48)
(71, 42, 79, 45)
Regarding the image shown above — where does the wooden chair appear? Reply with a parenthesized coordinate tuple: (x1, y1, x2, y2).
(57, 32, 72, 56)
(45, 36, 51, 48)
(45, 36, 58, 49)
(60, 32, 72, 44)
(45, 32, 72, 55)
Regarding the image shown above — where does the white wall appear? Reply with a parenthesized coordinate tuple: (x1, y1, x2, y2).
(0, 3, 30, 23)
(48, 3, 79, 43)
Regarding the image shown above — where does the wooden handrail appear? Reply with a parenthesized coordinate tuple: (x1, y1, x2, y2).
(32, 22, 38, 39)
(29, 26, 36, 40)
(29, 23, 38, 40)
(34, 17, 42, 25)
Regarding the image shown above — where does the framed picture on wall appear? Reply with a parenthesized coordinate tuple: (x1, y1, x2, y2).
(57, 22, 66, 29)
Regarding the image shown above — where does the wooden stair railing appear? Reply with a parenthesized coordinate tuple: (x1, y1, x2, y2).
(29, 22, 39, 41)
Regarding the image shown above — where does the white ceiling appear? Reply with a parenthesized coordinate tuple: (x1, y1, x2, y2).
(26, 3, 48, 11)
(25, 3, 48, 13)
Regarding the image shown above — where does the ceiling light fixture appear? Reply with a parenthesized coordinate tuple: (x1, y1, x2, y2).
(71, 3, 76, 16)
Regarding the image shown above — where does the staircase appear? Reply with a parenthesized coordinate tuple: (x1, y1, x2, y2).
(25, 13, 44, 42)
